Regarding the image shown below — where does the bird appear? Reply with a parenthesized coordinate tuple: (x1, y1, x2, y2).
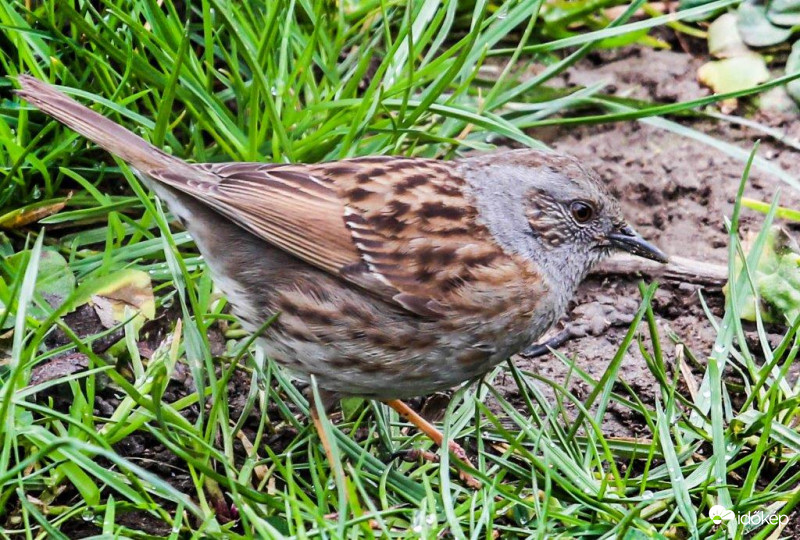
(17, 75, 667, 487)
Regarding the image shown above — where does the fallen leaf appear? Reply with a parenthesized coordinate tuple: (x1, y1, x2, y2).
(89, 269, 155, 330)
(697, 53, 770, 112)
(0, 196, 70, 229)
(708, 13, 750, 58)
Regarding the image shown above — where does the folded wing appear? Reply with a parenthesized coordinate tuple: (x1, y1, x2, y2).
(148, 156, 523, 318)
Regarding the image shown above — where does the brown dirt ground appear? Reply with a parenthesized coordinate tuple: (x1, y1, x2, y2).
(504, 45, 800, 438)
(502, 44, 800, 536)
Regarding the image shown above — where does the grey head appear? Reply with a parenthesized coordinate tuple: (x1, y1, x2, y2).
(458, 148, 667, 300)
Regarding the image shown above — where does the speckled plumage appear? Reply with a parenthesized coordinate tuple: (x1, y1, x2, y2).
(17, 75, 667, 400)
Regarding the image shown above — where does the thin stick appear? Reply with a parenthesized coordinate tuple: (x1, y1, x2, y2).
(593, 254, 728, 286)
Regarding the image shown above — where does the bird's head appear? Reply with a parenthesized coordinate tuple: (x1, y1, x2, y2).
(461, 149, 667, 293)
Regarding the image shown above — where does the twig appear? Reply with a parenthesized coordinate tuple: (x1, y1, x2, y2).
(593, 254, 728, 286)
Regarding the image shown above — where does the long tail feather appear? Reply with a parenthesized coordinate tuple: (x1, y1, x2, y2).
(16, 75, 182, 172)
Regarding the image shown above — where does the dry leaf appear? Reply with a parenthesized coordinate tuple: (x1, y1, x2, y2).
(90, 269, 155, 329)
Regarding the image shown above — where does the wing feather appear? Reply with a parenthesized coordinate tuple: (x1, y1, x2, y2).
(147, 157, 538, 318)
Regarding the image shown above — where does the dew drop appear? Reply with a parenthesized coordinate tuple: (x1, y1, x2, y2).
(497, 7, 508, 19)
(642, 490, 654, 500)
(713, 344, 725, 354)
(270, 86, 278, 96)
(426, 514, 435, 525)
(412, 525, 423, 533)
(32, 185, 41, 199)
(81, 509, 94, 522)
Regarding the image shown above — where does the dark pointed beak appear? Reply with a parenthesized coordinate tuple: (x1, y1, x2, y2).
(608, 224, 668, 263)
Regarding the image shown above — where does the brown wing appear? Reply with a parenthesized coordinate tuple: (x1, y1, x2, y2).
(153, 162, 361, 275)
(311, 157, 517, 317)
(149, 156, 532, 317)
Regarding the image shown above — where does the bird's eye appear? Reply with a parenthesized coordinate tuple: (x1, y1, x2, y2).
(569, 201, 595, 223)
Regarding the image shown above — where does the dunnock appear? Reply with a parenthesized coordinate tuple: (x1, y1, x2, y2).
(17, 76, 666, 484)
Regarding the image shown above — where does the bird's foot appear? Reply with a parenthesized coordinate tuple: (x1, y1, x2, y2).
(385, 399, 482, 489)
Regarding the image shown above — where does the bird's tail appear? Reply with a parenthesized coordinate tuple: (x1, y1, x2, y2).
(16, 75, 183, 172)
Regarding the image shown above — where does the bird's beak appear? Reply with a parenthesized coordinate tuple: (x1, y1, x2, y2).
(607, 224, 668, 263)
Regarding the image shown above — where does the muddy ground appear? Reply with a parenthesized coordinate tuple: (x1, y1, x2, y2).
(510, 45, 800, 440)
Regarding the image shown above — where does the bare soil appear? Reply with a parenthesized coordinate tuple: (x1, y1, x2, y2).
(506, 46, 800, 438)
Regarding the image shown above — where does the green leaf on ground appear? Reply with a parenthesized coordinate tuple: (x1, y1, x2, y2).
(725, 226, 800, 323)
(737, 3, 792, 47)
(767, 0, 800, 27)
(1, 249, 76, 326)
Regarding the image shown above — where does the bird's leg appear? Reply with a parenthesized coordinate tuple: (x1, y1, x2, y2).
(384, 399, 481, 489)
(310, 403, 337, 471)
(308, 388, 342, 474)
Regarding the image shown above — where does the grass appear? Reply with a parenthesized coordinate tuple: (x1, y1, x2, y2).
(0, 0, 799, 537)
